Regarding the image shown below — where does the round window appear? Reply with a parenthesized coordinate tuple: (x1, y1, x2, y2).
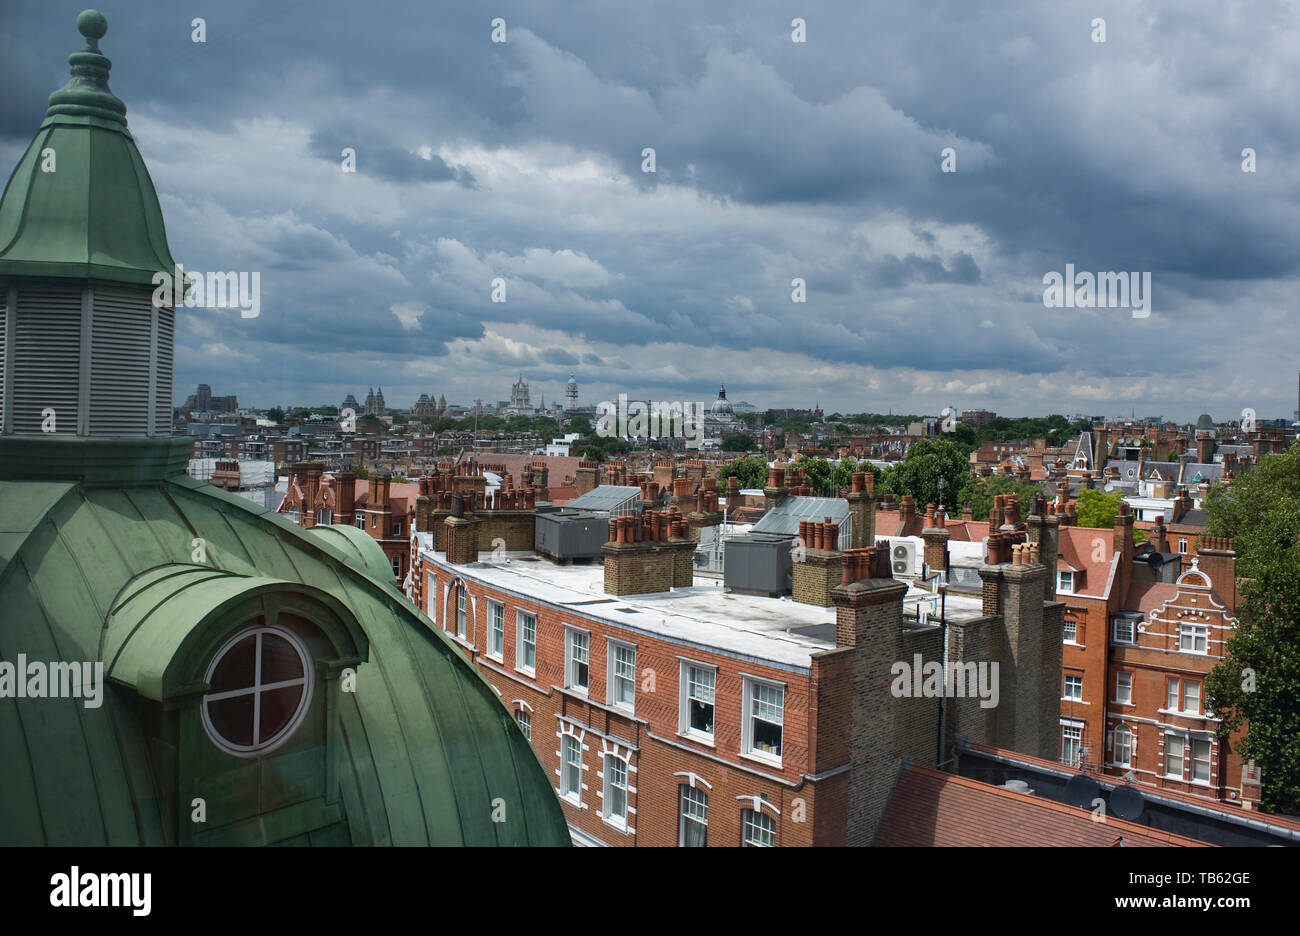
(201, 625, 314, 757)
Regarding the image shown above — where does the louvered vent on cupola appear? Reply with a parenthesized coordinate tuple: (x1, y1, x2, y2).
(0, 11, 181, 439)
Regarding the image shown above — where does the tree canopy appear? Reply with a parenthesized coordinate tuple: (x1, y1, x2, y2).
(716, 456, 770, 490)
(875, 439, 971, 510)
(1203, 441, 1300, 813)
(1075, 488, 1126, 528)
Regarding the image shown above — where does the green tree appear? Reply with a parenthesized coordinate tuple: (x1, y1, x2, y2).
(792, 455, 833, 494)
(1203, 441, 1300, 813)
(717, 456, 770, 490)
(352, 466, 370, 480)
(1075, 488, 1126, 528)
(832, 457, 859, 491)
(721, 432, 753, 453)
(876, 439, 971, 510)
(265, 407, 285, 424)
(960, 474, 1046, 522)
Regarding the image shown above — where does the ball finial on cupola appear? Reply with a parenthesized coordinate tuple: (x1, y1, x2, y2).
(77, 9, 108, 49)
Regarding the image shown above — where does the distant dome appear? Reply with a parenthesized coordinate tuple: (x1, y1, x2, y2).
(1195, 414, 1214, 430)
(710, 384, 733, 415)
(567, 375, 577, 385)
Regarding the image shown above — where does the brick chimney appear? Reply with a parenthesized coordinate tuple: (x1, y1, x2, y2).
(1171, 489, 1192, 524)
(845, 471, 877, 548)
(687, 479, 723, 543)
(1113, 502, 1135, 600)
(1026, 493, 1060, 601)
(444, 492, 481, 564)
(724, 474, 741, 507)
(575, 460, 599, 496)
(1195, 431, 1215, 465)
(895, 494, 916, 536)
(921, 504, 949, 578)
(602, 508, 694, 595)
(1194, 535, 1238, 612)
(828, 551, 920, 845)
(1149, 515, 1169, 553)
(335, 470, 356, 520)
(793, 519, 843, 606)
(763, 465, 789, 511)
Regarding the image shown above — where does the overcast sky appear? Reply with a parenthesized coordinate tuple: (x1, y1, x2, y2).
(3, 0, 1298, 422)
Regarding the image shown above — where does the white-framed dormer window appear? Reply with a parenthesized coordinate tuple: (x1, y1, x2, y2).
(1178, 537, 1188, 554)
(561, 734, 582, 803)
(1179, 623, 1208, 654)
(1113, 616, 1137, 645)
(1064, 674, 1083, 701)
(1057, 570, 1074, 593)
(487, 599, 505, 662)
(679, 661, 716, 742)
(742, 676, 784, 765)
(608, 639, 636, 712)
(602, 754, 629, 828)
(1113, 725, 1133, 767)
(1063, 620, 1077, 644)
(516, 610, 537, 674)
(316, 507, 332, 525)
(1116, 671, 1132, 705)
(566, 627, 590, 693)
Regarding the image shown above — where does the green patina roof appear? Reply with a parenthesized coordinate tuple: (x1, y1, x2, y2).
(0, 10, 179, 286)
(0, 436, 570, 846)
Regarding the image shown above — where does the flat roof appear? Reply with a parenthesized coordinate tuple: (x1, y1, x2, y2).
(420, 548, 988, 671)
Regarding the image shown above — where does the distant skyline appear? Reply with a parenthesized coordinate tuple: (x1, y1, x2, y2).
(5, 0, 1298, 424)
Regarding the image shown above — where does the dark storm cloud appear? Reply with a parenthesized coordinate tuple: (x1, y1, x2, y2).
(2, 0, 1296, 418)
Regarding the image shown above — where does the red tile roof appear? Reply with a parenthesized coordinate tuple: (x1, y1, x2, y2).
(1056, 525, 1116, 597)
(875, 765, 1209, 847)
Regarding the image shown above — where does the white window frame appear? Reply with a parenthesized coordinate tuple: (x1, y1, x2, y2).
(1062, 619, 1077, 644)
(1116, 671, 1132, 705)
(608, 639, 636, 712)
(1191, 737, 1212, 783)
(391, 555, 401, 576)
(1166, 677, 1180, 712)
(1061, 720, 1083, 767)
(1178, 537, 1188, 554)
(1182, 680, 1200, 715)
(486, 599, 505, 662)
(678, 660, 717, 744)
(1113, 725, 1133, 767)
(453, 584, 468, 640)
(1112, 617, 1136, 645)
(742, 808, 775, 847)
(678, 784, 708, 847)
(742, 675, 785, 766)
(561, 734, 583, 803)
(287, 506, 300, 522)
(354, 511, 364, 529)
(516, 610, 537, 675)
(1063, 674, 1083, 701)
(316, 507, 332, 525)
(566, 626, 590, 694)
(515, 708, 532, 740)
(1179, 623, 1208, 654)
(602, 753, 629, 829)
(1057, 570, 1074, 594)
(1165, 732, 1185, 779)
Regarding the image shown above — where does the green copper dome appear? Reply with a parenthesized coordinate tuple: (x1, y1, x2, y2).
(0, 10, 179, 286)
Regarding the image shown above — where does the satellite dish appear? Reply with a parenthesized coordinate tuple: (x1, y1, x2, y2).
(1110, 785, 1146, 821)
(1065, 773, 1102, 809)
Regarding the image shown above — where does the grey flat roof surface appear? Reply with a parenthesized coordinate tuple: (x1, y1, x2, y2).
(421, 549, 987, 669)
(566, 485, 643, 512)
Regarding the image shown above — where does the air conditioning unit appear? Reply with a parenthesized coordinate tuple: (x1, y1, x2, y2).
(890, 539, 916, 576)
